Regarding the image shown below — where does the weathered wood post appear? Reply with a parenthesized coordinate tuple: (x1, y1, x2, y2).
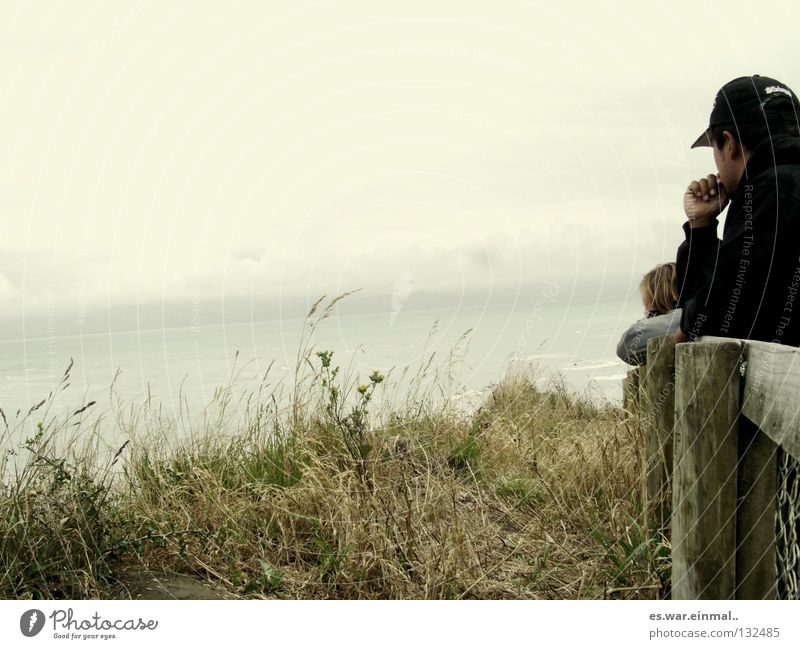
(734, 339, 799, 600)
(642, 335, 676, 537)
(623, 366, 641, 415)
(734, 417, 777, 599)
(672, 340, 742, 599)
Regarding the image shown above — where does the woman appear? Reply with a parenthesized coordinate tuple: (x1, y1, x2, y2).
(617, 262, 682, 365)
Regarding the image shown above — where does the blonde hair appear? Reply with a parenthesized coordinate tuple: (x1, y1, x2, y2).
(640, 262, 678, 316)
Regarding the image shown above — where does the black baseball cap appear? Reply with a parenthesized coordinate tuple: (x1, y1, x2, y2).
(690, 75, 800, 148)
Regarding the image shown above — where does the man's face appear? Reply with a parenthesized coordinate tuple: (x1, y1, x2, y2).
(712, 131, 743, 194)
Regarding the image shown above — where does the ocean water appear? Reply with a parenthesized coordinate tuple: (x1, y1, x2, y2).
(0, 297, 641, 446)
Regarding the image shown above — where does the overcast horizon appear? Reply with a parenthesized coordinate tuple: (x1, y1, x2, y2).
(3, 0, 800, 343)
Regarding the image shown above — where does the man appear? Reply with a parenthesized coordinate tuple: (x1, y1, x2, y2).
(674, 75, 800, 346)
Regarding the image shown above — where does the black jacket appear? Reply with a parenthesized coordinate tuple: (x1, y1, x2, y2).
(676, 135, 800, 346)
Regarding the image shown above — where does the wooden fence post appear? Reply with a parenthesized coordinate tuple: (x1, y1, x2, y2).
(735, 417, 777, 599)
(734, 339, 785, 599)
(623, 367, 641, 415)
(672, 340, 742, 599)
(642, 335, 675, 537)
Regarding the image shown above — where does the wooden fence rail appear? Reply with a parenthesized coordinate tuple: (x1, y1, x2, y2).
(624, 335, 800, 600)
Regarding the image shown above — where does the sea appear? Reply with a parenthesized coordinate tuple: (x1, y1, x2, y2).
(0, 297, 642, 449)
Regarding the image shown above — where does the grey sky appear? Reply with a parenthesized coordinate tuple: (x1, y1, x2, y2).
(2, 0, 799, 337)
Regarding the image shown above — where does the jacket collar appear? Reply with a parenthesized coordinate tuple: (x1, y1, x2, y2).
(741, 134, 800, 186)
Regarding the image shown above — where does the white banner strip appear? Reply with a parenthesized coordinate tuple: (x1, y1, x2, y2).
(2, 600, 799, 648)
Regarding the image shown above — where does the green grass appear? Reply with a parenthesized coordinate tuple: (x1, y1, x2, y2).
(0, 295, 665, 599)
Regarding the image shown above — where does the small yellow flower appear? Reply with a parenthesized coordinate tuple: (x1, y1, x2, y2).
(358, 384, 368, 394)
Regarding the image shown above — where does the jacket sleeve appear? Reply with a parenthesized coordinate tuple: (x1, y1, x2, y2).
(678, 183, 780, 340)
(675, 219, 721, 336)
(616, 310, 682, 365)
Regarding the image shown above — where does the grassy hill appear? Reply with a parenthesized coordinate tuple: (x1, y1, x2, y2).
(0, 298, 667, 599)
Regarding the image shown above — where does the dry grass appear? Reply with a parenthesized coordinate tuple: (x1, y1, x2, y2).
(0, 296, 667, 599)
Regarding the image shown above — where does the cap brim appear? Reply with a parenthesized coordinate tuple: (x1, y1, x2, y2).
(690, 128, 713, 149)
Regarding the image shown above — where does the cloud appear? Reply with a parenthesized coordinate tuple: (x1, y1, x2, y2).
(231, 247, 265, 263)
(1, 0, 799, 337)
(0, 272, 14, 303)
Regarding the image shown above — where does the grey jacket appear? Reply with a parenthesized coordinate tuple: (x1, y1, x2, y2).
(616, 308, 682, 365)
